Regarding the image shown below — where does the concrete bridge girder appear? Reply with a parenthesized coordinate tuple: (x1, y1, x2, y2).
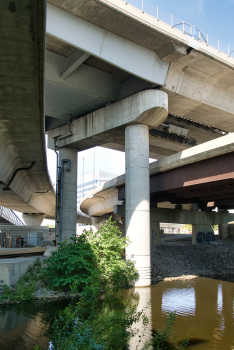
(46, 0, 234, 133)
(46, 4, 169, 86)
(0, 0, 92, 226)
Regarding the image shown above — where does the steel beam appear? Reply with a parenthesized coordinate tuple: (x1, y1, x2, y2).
(60, 49, 90, 80)
(46, 3, 169, 85)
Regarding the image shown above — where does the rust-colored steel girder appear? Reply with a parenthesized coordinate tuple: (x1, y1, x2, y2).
(118, 151, 234, 209)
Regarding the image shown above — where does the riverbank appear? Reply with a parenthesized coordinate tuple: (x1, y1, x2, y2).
(151, 238, 234, 281)
(0, 284, 80, 305)
(1, 238, 234, 305)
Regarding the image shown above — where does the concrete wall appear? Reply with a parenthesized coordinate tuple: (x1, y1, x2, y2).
(0, 257, 42, 287)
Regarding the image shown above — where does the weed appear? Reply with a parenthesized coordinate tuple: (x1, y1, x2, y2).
(151, 311, 188, 349)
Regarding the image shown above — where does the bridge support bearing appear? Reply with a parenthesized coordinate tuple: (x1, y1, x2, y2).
(58, 148, 77, 241)
(22, 214, 45, 226)
(125, 124, 151, 287)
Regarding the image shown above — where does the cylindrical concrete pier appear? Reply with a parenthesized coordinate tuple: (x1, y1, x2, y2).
(58, 148, 77, 241)
(125, 124, 151, 287)
(22, 213, 45, 226)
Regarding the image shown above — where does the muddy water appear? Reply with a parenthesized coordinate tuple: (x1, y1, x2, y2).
(129, 276, 234, 349)
(0, 277, 233, 349)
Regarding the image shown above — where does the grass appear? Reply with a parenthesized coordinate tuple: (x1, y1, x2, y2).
(0, 258, 44, 302)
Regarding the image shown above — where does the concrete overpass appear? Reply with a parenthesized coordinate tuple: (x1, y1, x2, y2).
(0, 0, 90, 226)
(1, 0, 234, 285)
(79, 134, 234, 242)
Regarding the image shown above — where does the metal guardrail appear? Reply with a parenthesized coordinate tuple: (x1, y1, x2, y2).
(0, 206, 25, 226)
(123, 0, 234, 57)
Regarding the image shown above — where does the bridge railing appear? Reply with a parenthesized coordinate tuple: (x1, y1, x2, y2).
(123, 0, 234, 57)
(0, 206, 25, 226)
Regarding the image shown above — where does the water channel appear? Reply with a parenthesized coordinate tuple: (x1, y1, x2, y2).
(0, 276, 233, 349)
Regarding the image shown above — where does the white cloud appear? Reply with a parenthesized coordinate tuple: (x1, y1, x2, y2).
(199, 0, 203, 14)
(176, 0, 204, 17)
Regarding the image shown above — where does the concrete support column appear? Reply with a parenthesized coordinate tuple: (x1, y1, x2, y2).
(59, 148, 77, 241)
(218, 210, 229, 239)
(219, 223, 229, 239)
(152, 222, 161, 246)
(191, 203, 199, 245)
(125, 124, 150, 287)
(150, 208, 161, 247)
(22, 213, 45, 226)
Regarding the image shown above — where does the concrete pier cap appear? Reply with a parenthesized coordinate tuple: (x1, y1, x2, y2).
(47, 90, 168, 151)
(22, 213, 45, 226)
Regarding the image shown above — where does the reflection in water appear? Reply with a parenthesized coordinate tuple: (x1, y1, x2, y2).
(127, 287, 152, 349)
(0, 299, 71, 350)
(0, 278, 233, 350)
(138, 277, 234, 350)
(162, 287, 196, 316)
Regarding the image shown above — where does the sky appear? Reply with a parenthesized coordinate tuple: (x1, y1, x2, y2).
(131, 0, 234, 55)
(146, 0, 234, 50)
(18, 0, 234, 225)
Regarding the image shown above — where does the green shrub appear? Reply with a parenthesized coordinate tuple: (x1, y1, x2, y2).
(44, 233, 98, 291)
(37, 220, 188, 350)
(44, 218, 139, 292)
(45, 219, 141, 349)
(49, 279, 147, 350)
(85, 218, 139, 291)
(0, 284, 14, 301)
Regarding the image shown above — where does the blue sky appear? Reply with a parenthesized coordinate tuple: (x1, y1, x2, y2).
(145, 0, 234, 50)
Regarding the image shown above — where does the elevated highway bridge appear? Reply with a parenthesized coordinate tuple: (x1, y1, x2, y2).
(1, 0, 234, 285)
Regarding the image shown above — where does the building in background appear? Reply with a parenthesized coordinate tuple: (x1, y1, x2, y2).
(77, 170, 118, 209)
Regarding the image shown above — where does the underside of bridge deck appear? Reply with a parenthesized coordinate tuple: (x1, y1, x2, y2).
(118, 151, 234, 210)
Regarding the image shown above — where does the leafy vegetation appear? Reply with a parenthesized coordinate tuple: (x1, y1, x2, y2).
(1, 219, 188, 350)
(40, 219, 144, 349)
(44, 233, 97, 291)
(47, 280, 147, 350)
(0, 258, 43, 302)
(180, 224, 192, 233)
(44, 218, 138, 292)
(151, 312, 188, 349)
(40, 219, 188, 350)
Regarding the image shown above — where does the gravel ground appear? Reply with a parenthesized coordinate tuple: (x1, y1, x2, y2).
(151, 239, 234, 280)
